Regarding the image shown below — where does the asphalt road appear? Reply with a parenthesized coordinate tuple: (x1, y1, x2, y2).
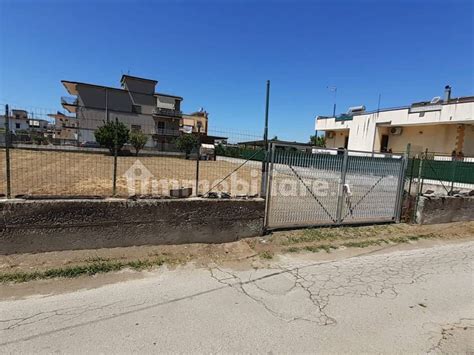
(1, 242, 473, 353)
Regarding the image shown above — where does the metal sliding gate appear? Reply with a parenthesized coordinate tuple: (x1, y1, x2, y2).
(264, 144, 407, 230)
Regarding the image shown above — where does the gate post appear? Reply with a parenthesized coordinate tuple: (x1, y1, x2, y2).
(335, 149, 349, 224)
(394, 150, 408, 222)
(4, 104, 11, 199)
(263, 143, 275, 233)
(112, 117, 118, 196)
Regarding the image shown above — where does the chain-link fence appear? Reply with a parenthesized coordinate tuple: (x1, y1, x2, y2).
(0, 104, 268, 198)
(264, 144, 407, 229)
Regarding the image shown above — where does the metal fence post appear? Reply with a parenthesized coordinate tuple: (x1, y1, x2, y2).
(195, 129, 201, 196)
(394, 149, 408, 222)
(263, 143, 275, 232)
(112, 117, 118, 196)
(450, 158, 457, 195)
(260, 80, 270, 198)
(336, 149, 349, 224)
(4, 104, 11, 198)
(413, 149, 426, 222)
(407, 144, 415, 196)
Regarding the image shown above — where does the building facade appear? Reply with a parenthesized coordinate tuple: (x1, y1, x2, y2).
(0, 109, 50, 135)
(315, 86, 474, 156)
(47, 112, 79, 142)
(61, 75, 195, 150)
(181, 110, 208, 134)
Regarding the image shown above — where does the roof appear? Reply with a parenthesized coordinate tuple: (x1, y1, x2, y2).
(120, 74, 158, 85)
(317, 94, 474, 120)
(62, 80, 183, 101)
(155, 92, 183, 100)
(237, 139, 312, 147)
(47, 112, 77, 120)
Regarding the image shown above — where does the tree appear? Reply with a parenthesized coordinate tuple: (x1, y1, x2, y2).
(310, 134, 326, 147)
(129, 130, 148, 156)
(94, 120, 130, 155)
(175, 134, 198, 159)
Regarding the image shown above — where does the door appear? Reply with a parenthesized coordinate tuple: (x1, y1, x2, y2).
(381, 135, 389, 152)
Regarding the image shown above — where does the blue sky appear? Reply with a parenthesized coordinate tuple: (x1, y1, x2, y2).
(1, 0, 473, 141)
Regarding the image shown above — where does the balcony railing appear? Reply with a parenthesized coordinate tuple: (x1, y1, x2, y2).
(153, 107, 182, 117)
(61, 96, 78, 106)
(154, 128, 180, 137)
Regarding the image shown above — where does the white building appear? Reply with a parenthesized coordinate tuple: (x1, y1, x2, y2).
(0, 109, 49, 133)
(315, 86, 474, 156)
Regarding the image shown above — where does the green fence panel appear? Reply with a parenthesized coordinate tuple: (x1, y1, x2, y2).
(406, 158, 474, 184)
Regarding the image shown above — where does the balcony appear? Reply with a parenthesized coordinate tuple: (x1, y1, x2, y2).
(61, 96, 78, 106)
(154, 128, 180, 137)
(61, 96, 78, 113)
(153, 107, 182, 118)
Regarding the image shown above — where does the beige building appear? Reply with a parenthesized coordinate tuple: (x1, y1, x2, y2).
(315, 86, 474, 156)
(181, 110, 208, 134)
(47, 112, 78, 142)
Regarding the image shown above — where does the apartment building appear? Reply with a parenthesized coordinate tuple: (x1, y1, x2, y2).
(315, 86, 474, 156)
(61, 75, 188, 150)
(0, 109, 50, 134)
(47, 112, 79, 142)
(181, 109, 208, 134)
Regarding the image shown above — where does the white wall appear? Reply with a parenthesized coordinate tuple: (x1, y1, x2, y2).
(325, 129, 349, 149)
(316, 101, 474, 153)
(387, 124, 458, 154)
(0, 116, 30, 133)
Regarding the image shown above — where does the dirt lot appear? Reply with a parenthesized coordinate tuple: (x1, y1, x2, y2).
(0, 148, 261, 197)
(1, 221, 472, 276)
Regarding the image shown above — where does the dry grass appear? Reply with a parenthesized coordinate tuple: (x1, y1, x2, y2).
(1, 222, 473, 284)
(266, 221, 474, 253)
(0, 149, 261, 197)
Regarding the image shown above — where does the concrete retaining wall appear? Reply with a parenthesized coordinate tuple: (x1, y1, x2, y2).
(416, 196, 474, 225)
(0, 198, 265, 255)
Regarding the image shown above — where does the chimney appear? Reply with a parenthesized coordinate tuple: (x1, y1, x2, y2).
(444, 85, 452, 102)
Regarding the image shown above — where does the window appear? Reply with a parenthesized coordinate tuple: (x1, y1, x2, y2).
(131, 125, 141, 132)
(15, 123, 20, 129)
(157, 122, 165, 130)
(132, 105, 142, 113)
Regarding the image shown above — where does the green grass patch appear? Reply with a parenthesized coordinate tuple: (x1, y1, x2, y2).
(341, 239, 387, 248)
(258, 251, 274, 260)
(303, 244, 337, 253)
(0, 257, 168, 284)
(283, 232, 439, 254)
(282, 229, 339, 245)
(281, 225, 395, 245)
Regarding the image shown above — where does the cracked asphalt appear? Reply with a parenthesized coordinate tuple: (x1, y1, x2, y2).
(1, 241, 473, 353)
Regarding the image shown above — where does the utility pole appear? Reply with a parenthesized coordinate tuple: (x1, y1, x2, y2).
(377, 93, 382, 117)
(105, 88, 109, 123)
(327, 86, 337, 117)
(260, 80, 270, 197)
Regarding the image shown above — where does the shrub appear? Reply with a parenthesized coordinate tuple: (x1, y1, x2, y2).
(95, 120, 130, 155)
(175, 134, 198, 159)
(129, 130, 148, 156)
